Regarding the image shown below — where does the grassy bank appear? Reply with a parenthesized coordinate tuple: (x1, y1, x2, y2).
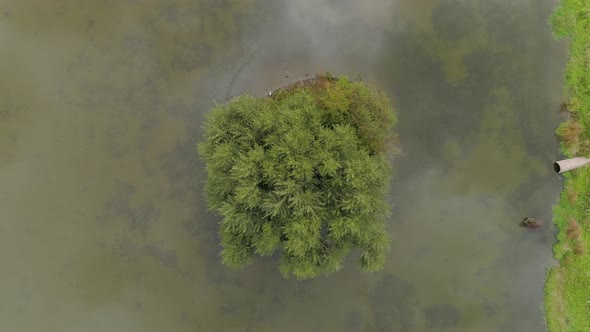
(545, 1, 590, 331)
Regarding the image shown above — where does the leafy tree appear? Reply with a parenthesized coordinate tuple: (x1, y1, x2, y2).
(198, 74, 398, 279)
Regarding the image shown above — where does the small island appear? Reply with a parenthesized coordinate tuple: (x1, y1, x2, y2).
(198, 73, 398, 279)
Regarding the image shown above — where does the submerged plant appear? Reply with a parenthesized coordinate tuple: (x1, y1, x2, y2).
(198, 74, 398, 279)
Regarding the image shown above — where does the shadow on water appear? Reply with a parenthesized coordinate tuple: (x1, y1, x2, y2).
(0, 0, 565, 331)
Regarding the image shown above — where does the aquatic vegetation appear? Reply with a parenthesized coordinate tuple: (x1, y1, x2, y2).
(545, 1, 590, 331)
(198, 74, 397, 279)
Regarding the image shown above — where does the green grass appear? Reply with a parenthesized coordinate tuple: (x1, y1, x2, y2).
(545, 1, 590, 331)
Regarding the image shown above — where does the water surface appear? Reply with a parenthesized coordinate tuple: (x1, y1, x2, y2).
(0, 1, 565, 331)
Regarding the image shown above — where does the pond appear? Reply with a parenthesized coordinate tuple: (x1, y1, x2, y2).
(0, 0, 565, 331)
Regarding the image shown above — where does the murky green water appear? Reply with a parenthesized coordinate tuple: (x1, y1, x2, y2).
(0, 0, 565, 331)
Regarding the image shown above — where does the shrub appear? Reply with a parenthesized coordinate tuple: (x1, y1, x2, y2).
(198, 74, 397, 279)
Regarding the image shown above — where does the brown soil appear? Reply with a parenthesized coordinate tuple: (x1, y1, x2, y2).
(521, 217, 544, 229)
(269, 73, 339, 101)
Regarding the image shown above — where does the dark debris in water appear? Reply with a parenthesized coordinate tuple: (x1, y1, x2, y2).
(520, 217, 544, 229)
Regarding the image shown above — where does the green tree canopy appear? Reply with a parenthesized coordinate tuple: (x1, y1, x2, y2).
(198, 74, 398, 279)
